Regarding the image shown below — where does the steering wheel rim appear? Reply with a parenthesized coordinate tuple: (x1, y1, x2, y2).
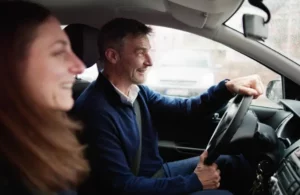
(204, 94, 253, 165)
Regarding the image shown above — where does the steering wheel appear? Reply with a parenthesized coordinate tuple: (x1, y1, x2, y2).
(204, 94, 253, 165)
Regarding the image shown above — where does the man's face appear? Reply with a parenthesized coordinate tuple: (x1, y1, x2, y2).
(117, 35, 153, 85)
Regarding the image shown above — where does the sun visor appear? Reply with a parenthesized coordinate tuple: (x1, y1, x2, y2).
(165, 0, 243, 29)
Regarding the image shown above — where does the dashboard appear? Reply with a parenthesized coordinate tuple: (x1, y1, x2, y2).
(269, 140, 300, 195)
(267, 100, 300, 195)
(277, 100, 300, 145)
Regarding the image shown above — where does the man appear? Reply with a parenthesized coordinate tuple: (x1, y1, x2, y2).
(74, 18, 264, 195)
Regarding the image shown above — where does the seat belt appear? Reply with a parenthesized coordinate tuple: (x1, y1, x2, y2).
(132, 100, 142, 176)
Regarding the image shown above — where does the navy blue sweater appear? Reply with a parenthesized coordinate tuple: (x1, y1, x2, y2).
(73, 73, 233, 195)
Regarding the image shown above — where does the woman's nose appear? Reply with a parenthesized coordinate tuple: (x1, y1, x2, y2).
(69, 52, 85, 75)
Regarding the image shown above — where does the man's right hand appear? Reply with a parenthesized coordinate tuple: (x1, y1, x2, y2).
(194, 150, 221, 190)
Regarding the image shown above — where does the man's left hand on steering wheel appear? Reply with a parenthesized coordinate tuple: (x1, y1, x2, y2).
(225, 74, 264, 99)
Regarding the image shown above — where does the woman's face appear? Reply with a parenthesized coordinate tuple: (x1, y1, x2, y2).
(24, 17, 85, 111)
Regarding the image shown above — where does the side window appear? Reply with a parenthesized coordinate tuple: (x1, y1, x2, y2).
(77, 64, 98, 82)
(63, 23, 99, 81)
(145, 25, 283, 108)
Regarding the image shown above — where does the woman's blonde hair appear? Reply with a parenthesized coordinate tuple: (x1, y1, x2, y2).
(0, 1, 89, 192)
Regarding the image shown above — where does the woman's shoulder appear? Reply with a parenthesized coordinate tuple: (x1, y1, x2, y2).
(0, 156, 25, 193)
(0, 157, 76, 195)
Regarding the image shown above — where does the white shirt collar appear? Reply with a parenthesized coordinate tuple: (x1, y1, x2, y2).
(111, 84, 140, 105)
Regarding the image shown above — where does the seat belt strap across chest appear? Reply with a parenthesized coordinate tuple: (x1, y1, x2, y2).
(132, 100, 142, 176)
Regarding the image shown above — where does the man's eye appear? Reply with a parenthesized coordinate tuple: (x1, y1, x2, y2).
(137, 50, 144, 55)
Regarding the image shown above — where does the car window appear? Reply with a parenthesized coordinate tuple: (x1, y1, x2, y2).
(159, 50, 211, 68)
(77, 25, 283, 109)
(77, 64, 98, 82)
(226, 0, 300, 65)
(145, 25, 283, 109)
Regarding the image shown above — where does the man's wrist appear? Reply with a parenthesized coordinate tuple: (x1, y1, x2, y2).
(224, 79, 236, 96)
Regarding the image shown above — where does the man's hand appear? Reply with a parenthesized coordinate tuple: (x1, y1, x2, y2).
(225, 74, 264, 99)
(194, 151, 221, 190)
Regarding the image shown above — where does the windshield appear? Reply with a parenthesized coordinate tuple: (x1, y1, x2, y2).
(161, 59, 209, 67)
(226, 0, 300, 64)
(159, 51, 210, 68)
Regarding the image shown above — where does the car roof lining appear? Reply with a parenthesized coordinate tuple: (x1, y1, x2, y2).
(31, 0, 244, 30)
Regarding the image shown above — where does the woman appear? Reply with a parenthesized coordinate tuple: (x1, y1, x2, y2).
(0, 1, 89, 194)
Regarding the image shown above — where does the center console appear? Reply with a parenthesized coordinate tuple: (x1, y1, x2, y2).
(269, 140, 300, 195)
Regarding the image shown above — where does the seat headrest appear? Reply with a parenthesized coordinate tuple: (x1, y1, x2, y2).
(64, 23, 100, 68)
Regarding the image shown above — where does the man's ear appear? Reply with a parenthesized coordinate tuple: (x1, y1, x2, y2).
(105, 48, 120, 64)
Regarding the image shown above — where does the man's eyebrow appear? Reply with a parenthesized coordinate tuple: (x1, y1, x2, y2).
(135, 47, 150, 51)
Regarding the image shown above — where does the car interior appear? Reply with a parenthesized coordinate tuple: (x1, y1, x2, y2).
(63, 23, 100, 100)
(24, 0, 300, 194)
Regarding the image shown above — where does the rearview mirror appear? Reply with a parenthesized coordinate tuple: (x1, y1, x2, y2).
(266, 80, 283, 102)
(243, 14, 268, 41)
(243, 0, 271, 41)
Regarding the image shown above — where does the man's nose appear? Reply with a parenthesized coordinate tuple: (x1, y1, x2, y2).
(144, 53, 153, 67)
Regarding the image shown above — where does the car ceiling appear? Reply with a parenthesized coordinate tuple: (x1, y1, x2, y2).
(30, 0, 243, 31)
